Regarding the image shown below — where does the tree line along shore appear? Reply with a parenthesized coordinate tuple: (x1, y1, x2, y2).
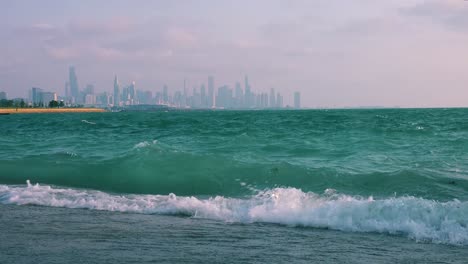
(0, 99, 106, 114)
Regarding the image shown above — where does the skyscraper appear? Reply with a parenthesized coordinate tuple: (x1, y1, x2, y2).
(244, 75, 252, 108)
(235, 82, 243, 108)
(294, 92, 301, 109)
(42, 92, 57, 105)
(122, 86, 129, 103)
(129, 81, 136, 105)
(0, 91, 7, 100)
(216, 85, 232, 108)
(183, 81, 188, 107)
(276, 93, 283, 108)
(65, 82, 70, 98)
(31, 87, 43, 105)
(269, 88, 276, 108)
(113, 75, 120, 106)
(163, 85, 168, 104)
(85, 84, 95, 95)
(208, 76, 214, 108)
(200, 84, 206, 107)
(69, 66, 79, 102)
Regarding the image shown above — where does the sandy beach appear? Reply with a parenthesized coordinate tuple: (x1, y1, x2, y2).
(0, 108, 106, 114)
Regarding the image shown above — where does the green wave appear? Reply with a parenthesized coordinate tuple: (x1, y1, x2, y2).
(1, 109, 468, 200)
(1, 142, 467, 200)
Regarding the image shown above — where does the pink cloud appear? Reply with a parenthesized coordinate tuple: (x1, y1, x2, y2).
(68, 17, 134, 37)
(165, 27, 197, 47)
(46, 47, 80, 60)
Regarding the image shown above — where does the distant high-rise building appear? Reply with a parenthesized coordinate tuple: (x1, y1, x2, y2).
(31, 87, 43, 105)
(85, 84, 95, 95)
(137, 90, 152, 105)
(216, 85, 232, 108)
(69, 66, 79, 102)
(128, 81, 136, 104)
(235, 82, 243, 108)
(294, 92, 301, 109)
(122, 86, 129, 103)
(97, 92, 112, 106)
(208, 76, 214, 107)
(192, 87, 201, 108)
(113, 76, 120, 106)
(255, 93, 261, 108)
(269, 88, 276, 108)
(244, 75, 253, 108)
(173, 91, 182, 107)
(261, 93, 268, 108)
(183, 82, 188, 107)
(155, 92, 162, 104)
(163, 85, 168, 104)
(276, 93, 283, 108)
(65, 82, 70, 98)
(42, 92, 57, 105)
(0, 91, 7, 100)
(200, 84, 206, 107)
(84, 94, 96, 106)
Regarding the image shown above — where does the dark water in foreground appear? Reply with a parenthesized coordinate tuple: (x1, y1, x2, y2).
(2, 204, 468, 264)
(1, 109, 468, 262)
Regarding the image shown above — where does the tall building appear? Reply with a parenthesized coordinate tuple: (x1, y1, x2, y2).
(208, 76, 214, 108)
(276, 93, 283, 108)
(65, 82, 70, 98)
(235, 82, 243, 108)
(200, 84, 206, 107)
(173, 91, 182, 107)
(192, 87, 201, 108)
(84, 94, 96, 106)
(97, 92, 112, 106)
(216, 85, 232, 108)
(155, 92, 162, 104)
(137, 90, 153, 105)
(0, 91, 6, 100)
(244, 75, 253, 108)
(183, 82, 188, 107)
(128, 81, 136, 104)
(163, 85, 168, 104)
(294, 92, 301, 109)
(122, 86, 129, 103)
(42, 92, 57, 105)
(269, 88, 276, 108)
(84, 84, 95, 95)
(113, 76, 120, 106)
(69, 66, 79, 102)
(82, 84, 95, 105)
(261, 93, 268, 108)
(31, 87, 43, 105)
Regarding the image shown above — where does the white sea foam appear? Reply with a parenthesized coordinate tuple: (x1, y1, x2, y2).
(81, 120, 96, 125)
(1, 181, 468, 246)
(133, 140, 158, 149)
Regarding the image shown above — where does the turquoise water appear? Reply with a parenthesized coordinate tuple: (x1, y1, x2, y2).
(1, 109, 468, 262)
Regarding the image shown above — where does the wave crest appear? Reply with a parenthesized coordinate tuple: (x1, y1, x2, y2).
(1, 182, 468, 246)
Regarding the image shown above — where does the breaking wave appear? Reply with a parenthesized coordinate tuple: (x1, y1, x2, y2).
(1, 181, 467, 246)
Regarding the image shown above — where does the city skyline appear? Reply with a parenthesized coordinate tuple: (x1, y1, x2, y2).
(0, 65, 300, 109)
(2, 1, 468, 108)
(55, 66, 298, 109)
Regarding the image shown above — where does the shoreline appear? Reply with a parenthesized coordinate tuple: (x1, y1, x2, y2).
(0, 108, 106, 114)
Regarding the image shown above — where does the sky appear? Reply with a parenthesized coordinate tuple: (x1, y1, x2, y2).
(1, 0, 468, 108)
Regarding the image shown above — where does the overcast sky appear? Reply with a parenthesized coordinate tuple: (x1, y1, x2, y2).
(1, 0, 468, 107)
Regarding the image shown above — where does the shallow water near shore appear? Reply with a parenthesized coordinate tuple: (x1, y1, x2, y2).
(1, 109, 468, 262)
(2, 203, 468, 264)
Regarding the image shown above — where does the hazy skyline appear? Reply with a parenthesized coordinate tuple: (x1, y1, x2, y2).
(1, 0, 468, 107)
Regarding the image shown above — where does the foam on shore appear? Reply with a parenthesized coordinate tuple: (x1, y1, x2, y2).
(1, 181, 467, 246)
